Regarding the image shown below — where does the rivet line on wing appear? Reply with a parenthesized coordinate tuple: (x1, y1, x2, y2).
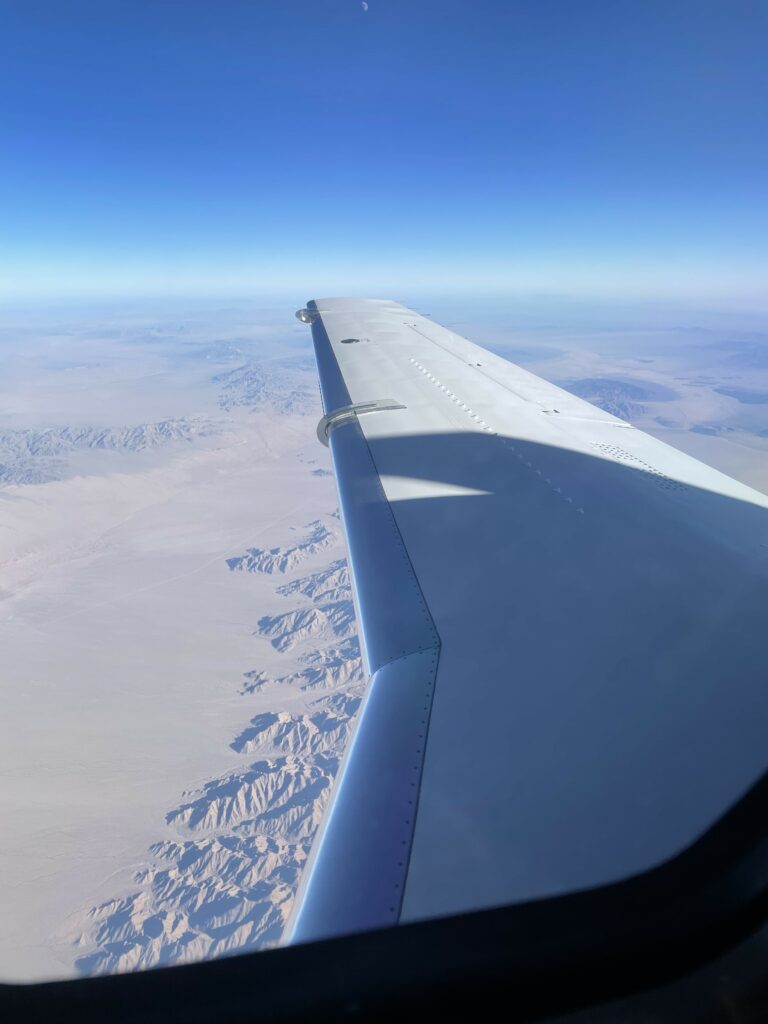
(590, 442, 689, 494)
(408, 356, 497, 434)
(498, 437, 585, 515)
(408, 355, 585, 516)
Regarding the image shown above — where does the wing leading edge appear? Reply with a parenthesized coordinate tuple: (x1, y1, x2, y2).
(288, 298, 768, 944)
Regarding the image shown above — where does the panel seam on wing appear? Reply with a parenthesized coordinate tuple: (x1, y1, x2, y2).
(408, 356, 587, 515)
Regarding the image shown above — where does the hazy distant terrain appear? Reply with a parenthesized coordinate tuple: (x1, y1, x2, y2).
(0, 301, 363, 979)
(434, 297, 768, 493)
(1, 296, 767, 982)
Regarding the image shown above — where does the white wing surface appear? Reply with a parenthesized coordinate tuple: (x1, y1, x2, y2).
(288, 298, 768, 943)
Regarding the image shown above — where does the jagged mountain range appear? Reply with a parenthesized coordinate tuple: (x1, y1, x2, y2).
(213, 364, 317, 414)
(0, 418, 217, 485)
(561, 376, 678, 421)
(72, 517, 364, 975)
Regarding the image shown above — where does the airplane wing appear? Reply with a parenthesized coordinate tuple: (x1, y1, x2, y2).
(288, 297, 768, 943)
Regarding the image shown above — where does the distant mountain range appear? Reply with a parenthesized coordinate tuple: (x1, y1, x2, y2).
(213, 363, 316, 414)
(0, 418, 216, 485)
(562, 376, 678, 421)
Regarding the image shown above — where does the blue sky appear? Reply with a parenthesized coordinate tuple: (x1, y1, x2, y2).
(1, 0, 767, 303)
